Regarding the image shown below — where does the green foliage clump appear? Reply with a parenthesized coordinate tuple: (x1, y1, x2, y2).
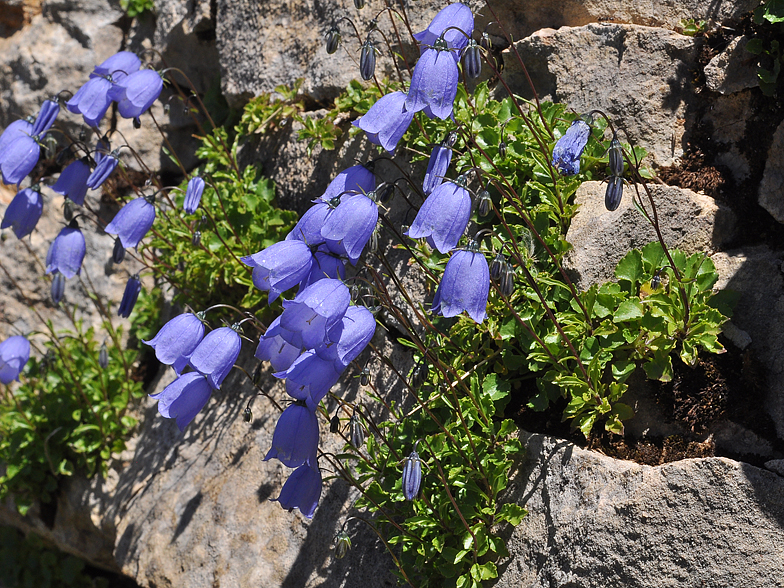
(0, 526, 107, 588)
(0, 320, 143, 515)
(746, 1, 784, 95)
(119, 0, 154, 18)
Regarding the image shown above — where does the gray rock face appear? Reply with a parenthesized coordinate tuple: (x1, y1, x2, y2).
(759, 119, 784, 224)
(504, 24, 700, 167)
(495, 432, 784, 588)
(704, 35, 760, 95)
(565, 181, 736, 288)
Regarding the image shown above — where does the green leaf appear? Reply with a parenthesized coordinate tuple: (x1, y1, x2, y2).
(496, 503, 527, 525)
(613, 299, 644, 322)
(746, 38, 765, 55)
(482, 374, 511, 401)
(615, 250, 643, 292)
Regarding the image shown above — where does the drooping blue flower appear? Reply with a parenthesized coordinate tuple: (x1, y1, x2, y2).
(406, 180, 471, 254)
(150, 371, 213, 431)
(1, 187, 43, 239)
(321, 164, 376, 202)
(402, 449, 423, 501)
(423, 134, 456, 194)
(274, 278, 351, 350)
(265, 401, 319, 468)
(143, 312, 205, 374)
(31, 100, 60, 138)
(92, 51, 141, 80)
(0, 120, 33, 156)
(241, 240, 314, 303)
(108, 69, 164, 120)
(45, 222, 86, 279)
(317, 304, 376, 369)
(274, 350, 342, 409)
(413, 2, 474, 60)
(118, 274, 141, 318)
(275, 459, 322, 519)
(104, 196, 156, 249)
(298, 246, 346, 290)
(432, 246, 490, 323)
(405, 45, 460, 120)
(320, 193, 378, 265)
(0, 335, 30, 384)
(183, 176, 205, 214)
(188, 326, 242, 390)
(1, 135, 40, 186)
(69, 52, 141, 128)
(52, 158, 91, 205)
(255, 315, 301, 373)
(86, 150, 120, 189)
(552, 119, 591, 176)
(354, 91, 415, 153)
(286, 200, 333, 245)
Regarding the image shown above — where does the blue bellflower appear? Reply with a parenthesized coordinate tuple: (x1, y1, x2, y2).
(265, 402, 319, 468)
(68, 51, 141, 127)
(183, 176, 205, 214)
(316, 304, 376, 368)
(30, 100, 60, 137)
(255, 315, 301, 373)
(274, 350, 341, 409)
(275, 278, 351, 350)
(0, 335, 30, 384)
(52, 158, 91, 205)
(188, 326, 241, 390)
(104, 196, 156, 248)
(406, 180, 471, 254)
(320, 164, 376, 202)
(405, 45, 460, 120)
(423, 136, 455, 194)
(150, 371, 213, 431)
(298, 246, 346, 290)
(108, 69, 163, 120)
(354, 91, 415, 153)
(86, 151, 120, 189)
(118, 274, 142, 318)
(0, 120, 33, 156)
(241, 240, 314, 303)
(1, 136, 39, 186)
(286, 200, 333, 245)
(2, 187, 43, 239)
(413, 2, 474, 60)
(552, 119, 591, 175)
(46, 222, 86, 279)
(92, 51, 141, 79)
(144, 312, 205, 374)
(275, 460, 322, 519)
(320, 193, 378, 265)
(432, 247, 490, 323)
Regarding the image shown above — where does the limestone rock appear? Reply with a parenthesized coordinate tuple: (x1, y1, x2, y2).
(759, 119, 784, 224)
(565, 181, 736, 288)
(503, 24, 700, 167)
(495, 432, 784, 587)
(704, 35, 760, 95)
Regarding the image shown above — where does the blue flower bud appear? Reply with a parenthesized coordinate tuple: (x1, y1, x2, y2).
(349, 412, 365, 449)
(31, 100, 60, 138)
(51, 271, 66, 304)
(104, 196, 156, 249)
(402, 450, 422, 501)
(99, 342, 109, 369)
(359, 38, 377, 81)
(52, 158, 91, 205)
(112, 237, 126, 264)
(463, 39, 482, 79)
(118, 274, 142, 318)
(608, 136, 624, 177)
(605, 175, 624, 212)
(0, 335, 30, 384)
(86, 151, 120, 189)
(183, 176, 205, 214)
(334, 531, 351, 559)
(1, 187, 43, 239)
(423, 140, 453, 195)
(552, 119, 591, 176)
(326, 26, 341, 54)
(477, 189, 492, 217)
(330, 413, 340, 433)
(499, 262, 515, 297)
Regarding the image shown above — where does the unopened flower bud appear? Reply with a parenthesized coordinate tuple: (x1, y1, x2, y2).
(500, 263, 515, 297)
(192, 230, 202, 247)
(326, 27, 341, 54)
(51, 272, 66, 304)
(133, 117, 142, 129)
(243, 406, 253, 422)
(112, 237, 125, 264)
(605, 175, 624, 211)
(376, 181, 395, 204)
(353, 0, 365, 8)
(409, 358, 428, 389)
(330, 413, 340, 434)
(360, 38, 376, 81)
(402, 450, 422, 501)
(463, 39, 482, 79)
(477, 189, 492, 217)
(99, 342, 109, 369)
(608, 136, 624, 177)
(334, 531, 351, 559)
(164, 103, 171, 115)
(490, 251, 505, 280)
(63, 199, 74, 222)
(360, 366, 370, 386)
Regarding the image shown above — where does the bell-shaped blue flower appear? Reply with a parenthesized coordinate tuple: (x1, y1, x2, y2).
(406, 180, 471, 254)
(320, 193, 378, 265)
(432, 247, 490, 323)
(255, 315, 301, 373)
(413, 2, 474, 60)
(108, 69, 164, 119)
(0, 120, 33, 156)
(402, 449, 423, 500)
(150, 371, 213, 431)
(423, 138, 454, 195)
(118, 274, 141, 318)
(274, 350, 342, 409)
(52, 158, 91, 205)
(46, 222, 86, 279)
(1, 135, 40, 186)
(265, 401, 319, 468)
(274, 278, 351, 350)
(405, 45, 460, 120)
(183, 176, 205, 214)
(2, 187, 43, 239)
(298, 246, 346, 290)
(317, 304, 376, 369)
(104, 196, 155, 249)
(0, 335, 30, 384)
(31, 100, 59, 138)
(144, 312, 205, 374)
(354, 91, 415, 153)
(286, 200, 332, 245)
(92, 51, 141, 80)
(321, 164, 375, 202)
(66, 77, 114, 128)
(552, 119, 591, 176)
(241, 239, 314, 303)
(188, 326, 241, 390)
(86, 151, 120, 189)
(275, 460, 322, 519)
